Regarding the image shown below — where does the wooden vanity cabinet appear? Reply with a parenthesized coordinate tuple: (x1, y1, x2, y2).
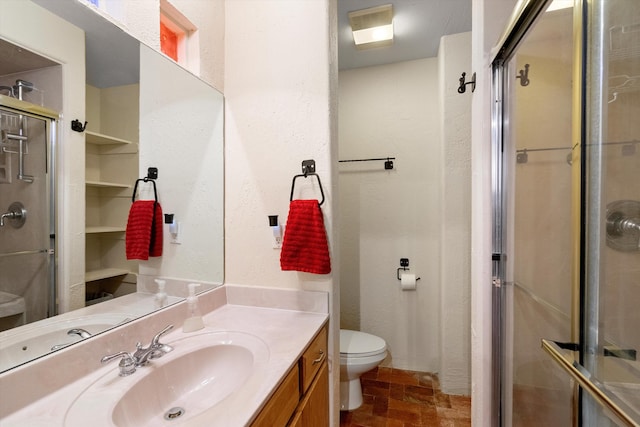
(251, 324, 329, 427)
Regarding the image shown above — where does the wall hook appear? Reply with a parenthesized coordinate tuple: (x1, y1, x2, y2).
(516, 64, 530, 86)
(71, 119, 87, 133)
(457, 72, 476, 94)
(301, 159, 316, 176)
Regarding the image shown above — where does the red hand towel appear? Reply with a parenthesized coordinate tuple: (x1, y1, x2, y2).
(125, 200, 163, 260)
(280, 200, 331, 274)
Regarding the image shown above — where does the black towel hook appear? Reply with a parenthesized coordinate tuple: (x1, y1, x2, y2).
(516, 63, 530, 86)
(457, 71, 476, 94)
(290, 160, 325, 206)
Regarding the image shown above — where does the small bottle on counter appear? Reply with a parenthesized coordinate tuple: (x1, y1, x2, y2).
(182, 283, 205, 332)
(154, 279, 168, 309)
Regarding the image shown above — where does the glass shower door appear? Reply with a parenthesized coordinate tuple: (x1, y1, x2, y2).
(580, 0, 640, 425)
(494, 0, 640, 426)
(500, 4, 577, 426)
(0, 101, 56, 332)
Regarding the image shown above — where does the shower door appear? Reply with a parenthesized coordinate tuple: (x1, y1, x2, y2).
(0, 97, 57, 332)
(493, 0, 640, 426)
(495, 2, 577, 425)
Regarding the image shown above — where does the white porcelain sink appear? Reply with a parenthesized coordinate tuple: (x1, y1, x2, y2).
(63, 331, 269, 427)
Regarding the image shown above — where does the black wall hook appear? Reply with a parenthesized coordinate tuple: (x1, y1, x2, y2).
(457, 72, 476, 94)
(516, 63, 530, 86)
(71, 119, 87, 133)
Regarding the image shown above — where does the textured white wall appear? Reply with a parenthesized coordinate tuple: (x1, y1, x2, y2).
(224, 0, 339, 423)
(438, 32, 472, 395)
(0, 1, 86, 313)
(138, 45, 224, 284)
(338, 59, 442, 373)
(224, 0, 336, 290)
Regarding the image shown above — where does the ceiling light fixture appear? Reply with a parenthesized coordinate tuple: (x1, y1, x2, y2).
(348, 4, 394, 50)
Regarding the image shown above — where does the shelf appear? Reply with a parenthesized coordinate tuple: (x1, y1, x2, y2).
(85, 268, 131, 282)
(86, 226, 126, 234)
(85, 130, 133, 146)
(86, 180, 131, 189)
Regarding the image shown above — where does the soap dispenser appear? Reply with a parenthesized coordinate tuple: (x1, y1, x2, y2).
(182, 283, 204, 332)
(154, 279, 168, 309)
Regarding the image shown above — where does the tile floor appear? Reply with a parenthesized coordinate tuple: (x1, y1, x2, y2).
(339, 367, 471, 427)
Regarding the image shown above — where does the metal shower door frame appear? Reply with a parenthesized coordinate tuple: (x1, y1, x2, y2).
(0, 96, 59, 319)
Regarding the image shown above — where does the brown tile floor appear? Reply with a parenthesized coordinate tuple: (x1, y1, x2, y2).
(339, 367, 471, 427)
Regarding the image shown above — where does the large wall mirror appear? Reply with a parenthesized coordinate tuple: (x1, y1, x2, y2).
(0, 0, 224, 373)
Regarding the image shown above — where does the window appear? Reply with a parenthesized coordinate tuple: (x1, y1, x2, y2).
(160, 20, 179, 61)
(159, 0, 199, 74)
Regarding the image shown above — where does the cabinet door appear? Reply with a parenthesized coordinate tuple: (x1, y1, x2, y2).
(294, 362, 329, 427)
(251, 365, 300, 427)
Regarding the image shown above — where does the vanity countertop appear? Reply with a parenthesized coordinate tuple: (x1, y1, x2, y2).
(0, 286, 329, 426)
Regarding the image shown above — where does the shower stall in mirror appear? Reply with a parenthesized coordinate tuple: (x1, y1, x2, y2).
(0, 93, 57, 332)
(493, 0, 640, 426)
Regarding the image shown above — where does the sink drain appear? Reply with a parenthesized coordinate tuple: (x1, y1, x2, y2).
(164, 407, 186, 421)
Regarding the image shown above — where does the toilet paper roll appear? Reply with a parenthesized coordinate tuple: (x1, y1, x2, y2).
(400, 273, 417, 290)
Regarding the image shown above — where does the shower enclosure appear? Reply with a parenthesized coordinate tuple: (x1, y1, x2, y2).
(0, 90, 57, 332)
(492, 0, 640, 426)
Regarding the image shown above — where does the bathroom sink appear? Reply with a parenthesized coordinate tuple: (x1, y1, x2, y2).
(63, 331, 269, 427)
(0, 313, 132, 372)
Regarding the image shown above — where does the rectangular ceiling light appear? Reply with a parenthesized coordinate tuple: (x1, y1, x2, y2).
(348, 4, 394, 50)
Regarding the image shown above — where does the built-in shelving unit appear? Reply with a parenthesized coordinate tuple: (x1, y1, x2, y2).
(85, 130, 133, 146)
(86, 180, 131, 189)
(85, 268, 130, 283)
(84, 83, 139, 303)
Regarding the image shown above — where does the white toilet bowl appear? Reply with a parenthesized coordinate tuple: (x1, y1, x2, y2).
(339, 329, 387, 411)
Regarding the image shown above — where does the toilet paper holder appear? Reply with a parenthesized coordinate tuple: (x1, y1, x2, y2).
(397, 258, 420, 281)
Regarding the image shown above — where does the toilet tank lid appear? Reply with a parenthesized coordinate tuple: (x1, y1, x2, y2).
(340, 329, 386, 355)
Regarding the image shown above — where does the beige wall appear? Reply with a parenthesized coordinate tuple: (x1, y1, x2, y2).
(224, 0, 339, 423)
(339, 58, 442, 374)
(338, 32, 472, 395)
(138, 45, 224, 284)
(439, 31, 472, 395)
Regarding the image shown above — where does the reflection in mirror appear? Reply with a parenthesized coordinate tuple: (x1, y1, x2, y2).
(0, 0, 224, 373)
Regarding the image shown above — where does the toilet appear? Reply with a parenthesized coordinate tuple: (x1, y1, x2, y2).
(339, 329, 387, 411)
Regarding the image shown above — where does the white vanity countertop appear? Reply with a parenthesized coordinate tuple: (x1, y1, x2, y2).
(0, 298, 328, 426)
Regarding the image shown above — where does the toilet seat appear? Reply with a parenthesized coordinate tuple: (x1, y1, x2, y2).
(340, 329, 386, 358)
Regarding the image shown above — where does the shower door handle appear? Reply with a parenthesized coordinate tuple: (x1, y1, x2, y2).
(541, 339, 639, 427)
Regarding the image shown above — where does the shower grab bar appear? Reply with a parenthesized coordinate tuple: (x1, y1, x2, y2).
(542, 339, 640, 427)
(0, 249, 51, 258)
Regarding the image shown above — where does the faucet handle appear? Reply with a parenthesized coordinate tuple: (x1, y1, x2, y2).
(151, 324, 174, 345)
(101, 351, 136, 376)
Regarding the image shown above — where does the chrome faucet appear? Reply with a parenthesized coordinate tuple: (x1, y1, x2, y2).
(132, 324, 174, 366)
(50, 328, 93, 351)
(101, 324, 174, 376)
(68, 328, 92, 339)
(0, 202, 26, 227)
